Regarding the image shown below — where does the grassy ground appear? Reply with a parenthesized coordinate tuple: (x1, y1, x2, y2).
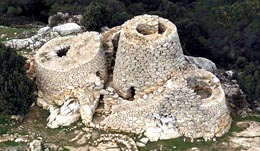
(0, 26, 39, 44)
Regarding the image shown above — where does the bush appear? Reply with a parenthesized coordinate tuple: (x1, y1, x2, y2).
(235, 60, 260, 102)
(83, 2, 108, 31)
(0, 44, 36, 115)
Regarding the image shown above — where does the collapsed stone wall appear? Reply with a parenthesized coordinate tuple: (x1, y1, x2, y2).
(35, 32, 107, 104)
(113, 15, 185, 98)
(101, 68, 231, 141)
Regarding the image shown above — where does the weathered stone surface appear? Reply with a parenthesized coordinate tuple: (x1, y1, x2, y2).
(5, 38, 32, 50)
(47, 105, 80, 128)
(78, 88, 100, 124)
(52, 23, 82, 36)
(29, 139, 43, 151)
(38, 26, 51, 35)
(36, 98, 50, 110)
(230, 121, 260, 151)
(35, 32, 107, 104)
(139, 137, 149, 144)
(144, 127, 162, 142)
(185, 56, 217, 72)
(5, 23, 83, 50)
(48, 12, 83, 26)
(102, 68, 231, 141)
(33, 14, 231, 142)
(233, 121, 260, 137)
(113, 14, 186, 98)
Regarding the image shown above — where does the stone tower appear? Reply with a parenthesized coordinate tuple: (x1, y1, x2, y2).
(35, 32, 107, 103)
(113, 15, 185, 98)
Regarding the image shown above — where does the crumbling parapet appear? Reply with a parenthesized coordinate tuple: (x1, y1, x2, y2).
(35, 32, 107, 104)
(113, 15, 185, 98)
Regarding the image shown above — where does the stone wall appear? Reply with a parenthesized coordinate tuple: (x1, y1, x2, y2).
(113, 15, 185, 98)
(35, 32, 107, 104)
(101, 68, 231, 141)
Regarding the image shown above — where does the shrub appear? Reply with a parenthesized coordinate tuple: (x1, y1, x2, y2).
(0, 44, 36, 115)
(235, 61, 260, 102)
(83, 2, 108, 31)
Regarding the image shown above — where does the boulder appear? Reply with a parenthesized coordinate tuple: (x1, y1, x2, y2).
(36, 98, 49, 110)
(78, 91, 99, 124)
(29, 139, 43, 151)
(225, 70, 233, 78)
(160, 125, 181, 140)
(47, 105, 80, 128)
(140, 137, 149, 144)
(144, 127, 162, 142)
(47, 113, 80, 129)
(5, 38, 31, 50)
(48, 12, 83, 26)
(37, 26, 51, 35)
(52, 23, 82, 36)
(185, 56, 217, 72)
(60, 99, 79, 116)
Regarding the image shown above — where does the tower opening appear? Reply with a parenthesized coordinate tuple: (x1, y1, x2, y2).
(57, 46, 70, 57)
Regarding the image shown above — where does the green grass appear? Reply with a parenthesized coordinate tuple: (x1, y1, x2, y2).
(139, 137, 216, 151)
(0, 26, 39, 44)
(2, 141, 20, 146)
(0, 114, 12, 135)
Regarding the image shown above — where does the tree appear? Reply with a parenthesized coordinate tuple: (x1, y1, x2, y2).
(193, 0, 260, 66)
(235, 61, 260, 102)
(83, 2, 108, 31)
(0, 44, 36, 115)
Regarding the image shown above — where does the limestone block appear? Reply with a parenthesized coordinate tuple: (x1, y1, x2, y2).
(160, 125, 181, 140)
(60, 99, 79, 116)
(38, 26, 51, 35)
(29, 139, 43, 151)
(144, 127, 162, 142)
(47, 114, 80, 129)
(52, 23, 82, 36)
(185, 56, 217, 72)
(36, 98, 50, 110)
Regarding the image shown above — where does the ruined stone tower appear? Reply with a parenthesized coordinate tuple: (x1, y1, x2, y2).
(113, 15, 185, 98)
(35, 32, 107, 103)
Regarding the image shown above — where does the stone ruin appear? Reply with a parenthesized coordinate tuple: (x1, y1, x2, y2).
(113, 15, 185, 98)
(35, 32, 107, 103)
(35, 15, 231, 143)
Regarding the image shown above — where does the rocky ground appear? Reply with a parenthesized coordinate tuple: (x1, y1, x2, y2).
(0, 104, 259, 151)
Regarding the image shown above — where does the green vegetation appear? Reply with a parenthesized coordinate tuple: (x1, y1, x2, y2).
(0, 44, 36, 115)
(0, 27, 23, 43)
(234, 60, 260, 102)
(3, 141, 20, 146)
(0, 26, 39, 44)
(0, 114, 12, 135)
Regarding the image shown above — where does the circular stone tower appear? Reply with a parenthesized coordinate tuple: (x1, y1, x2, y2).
(113, 15, 186, 98)
(35, 32, 107, 103)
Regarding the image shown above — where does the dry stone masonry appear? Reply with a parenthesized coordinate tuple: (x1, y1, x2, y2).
(101, 68, 231, 141)
(34, 14, 231, 144)
(35, 32, 107, 104)
(113, 15, 185, 98)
